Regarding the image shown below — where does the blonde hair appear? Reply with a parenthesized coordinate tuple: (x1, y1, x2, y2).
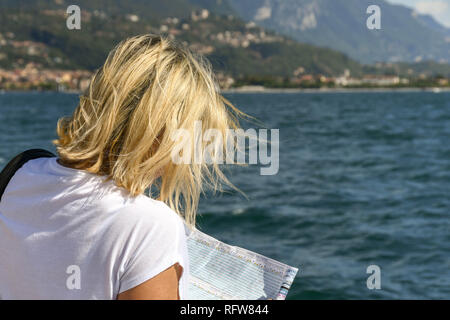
(54, 34, 244, 227)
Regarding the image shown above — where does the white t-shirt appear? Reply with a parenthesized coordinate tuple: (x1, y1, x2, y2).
(0, 157, 189, 299)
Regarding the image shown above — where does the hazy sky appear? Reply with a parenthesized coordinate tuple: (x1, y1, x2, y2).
(386, 0, 450, 27)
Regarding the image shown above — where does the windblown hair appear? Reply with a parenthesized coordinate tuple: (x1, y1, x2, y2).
(54, 34, 244, 227)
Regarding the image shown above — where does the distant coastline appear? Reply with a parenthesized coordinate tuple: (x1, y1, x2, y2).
(223, 86, 450, 94)
(1, 86, 450, 95)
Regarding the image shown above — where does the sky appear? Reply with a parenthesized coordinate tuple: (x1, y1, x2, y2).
(386, 0, 450, 27)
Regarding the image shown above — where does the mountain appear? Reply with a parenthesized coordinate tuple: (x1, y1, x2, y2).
(0, 0, 363, 78)
(216, 0, 450, 64)
(415, 12, 450, 39)
(1, 0, 449, 87)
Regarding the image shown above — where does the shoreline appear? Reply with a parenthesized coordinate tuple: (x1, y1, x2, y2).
(1, 87, 449, 95)
(222, 86, 450, 94)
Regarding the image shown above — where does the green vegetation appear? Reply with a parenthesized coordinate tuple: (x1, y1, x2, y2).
(0, 1, 449, 90)
(0, 2, 363, 77)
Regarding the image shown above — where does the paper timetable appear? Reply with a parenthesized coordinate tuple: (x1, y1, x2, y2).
(186, 228, 298, 300)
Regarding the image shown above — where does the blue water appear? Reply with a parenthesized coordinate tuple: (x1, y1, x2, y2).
(1, 91, 449, 299)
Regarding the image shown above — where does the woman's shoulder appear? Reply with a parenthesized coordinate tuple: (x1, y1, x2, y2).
(22, 157, 186, 232)
(112, 193, 186, 235)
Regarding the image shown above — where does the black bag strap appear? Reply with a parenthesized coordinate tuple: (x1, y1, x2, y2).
(0, 149, 56, 202)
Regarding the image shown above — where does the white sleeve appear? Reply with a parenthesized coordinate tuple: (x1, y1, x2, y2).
(118, 206, 189, 299)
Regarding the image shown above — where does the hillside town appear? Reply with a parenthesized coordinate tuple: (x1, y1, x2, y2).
(0, 63, 92, 91)
(0, 8, 449, 91)
(2, 63, 448, 92)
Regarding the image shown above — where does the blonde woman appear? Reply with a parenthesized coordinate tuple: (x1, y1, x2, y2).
(0, 35, 243, 299)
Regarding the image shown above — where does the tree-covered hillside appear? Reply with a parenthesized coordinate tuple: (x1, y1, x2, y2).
(0, 0, 364, 78)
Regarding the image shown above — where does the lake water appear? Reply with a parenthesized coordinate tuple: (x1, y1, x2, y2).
(0, 91, 449, 299)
